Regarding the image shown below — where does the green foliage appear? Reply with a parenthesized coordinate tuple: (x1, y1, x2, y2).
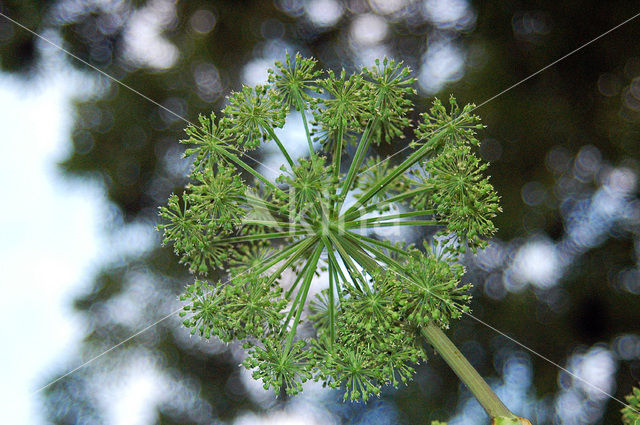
(159, 54, 500, 401)
(622, 385, 640, 425)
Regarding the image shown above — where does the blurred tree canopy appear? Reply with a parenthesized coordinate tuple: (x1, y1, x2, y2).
(1, 0, 639, 424)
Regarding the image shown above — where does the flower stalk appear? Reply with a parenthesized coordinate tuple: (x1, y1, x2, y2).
(421, 323, 515, 419)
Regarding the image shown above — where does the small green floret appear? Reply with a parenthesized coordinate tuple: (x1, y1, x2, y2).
(244, 339, 312, 396)
(268, 52, 321, 109)
(223, 85, 286, 150)
(275, 155, 335, 218)
(426, 145, 501, 251)
(180, 113, 238, 171)
(180, 275, 285, 342)
(402, 245, 471, 329)
(622, 385, 640, 425)
(414, 95, 483, 151)
(189, 165, 247, 232)
(363, 57, 416, 144)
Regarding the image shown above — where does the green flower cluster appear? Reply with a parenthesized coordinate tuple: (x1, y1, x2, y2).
(310, 269, 427, 401)
(180, 277, 286, 342)
(159, 53, 500, 401)
(622, 385, 640, 425)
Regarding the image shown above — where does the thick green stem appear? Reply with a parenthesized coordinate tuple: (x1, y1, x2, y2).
(242, 219, 307, 230)
(241, 193, 282, 210)
(285, 258, 312, 299)
(327, 260, 336, 349)
(282, 258, 315, 332)
(238, 195, 287, 220)
(336, 234, 379, 272)
(343, 231, 411, 258)
(342, 232, 404, 273)
(356, 209, 434, 222)
(421, 323, 516, 420)
(265, 237, 316, 286)
(252, 237, 314, 275)
(344, 209, 435, 227)
(337, 91, 387, 211)
(321, 236, 347, 304)
(327, 233, 367, 292)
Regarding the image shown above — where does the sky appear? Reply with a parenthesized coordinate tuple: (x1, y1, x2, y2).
(0, 62, 168, 424)
(0, 68, 104, 424)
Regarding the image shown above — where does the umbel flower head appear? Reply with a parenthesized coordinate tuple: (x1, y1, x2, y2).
(158, 54, 501, 401)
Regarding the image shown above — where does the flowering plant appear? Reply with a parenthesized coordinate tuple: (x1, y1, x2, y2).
(159, 53, 530, 424)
